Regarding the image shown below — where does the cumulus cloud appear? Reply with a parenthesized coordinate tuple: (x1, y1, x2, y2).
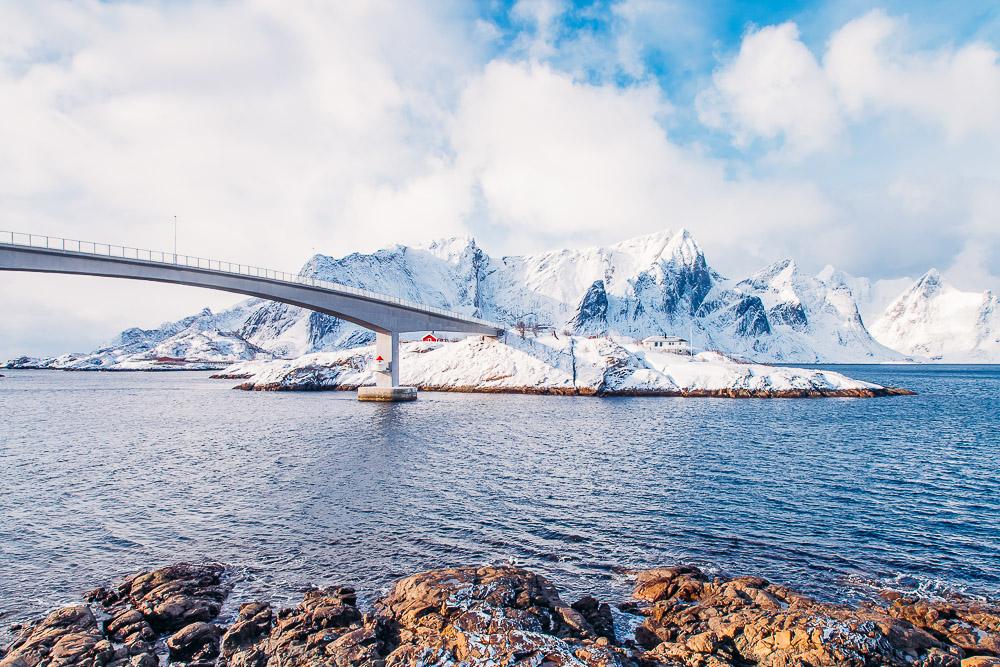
(696, 9, 1000, 289)
(826, 11, 1000, 142)
(702, 10, 1000, 153)
(0, 0, 488, 356)
(697, 22, 843, 155)
(449, 60, 833, 258)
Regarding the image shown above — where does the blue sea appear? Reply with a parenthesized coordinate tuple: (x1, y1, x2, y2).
(0, 365, 997, 630)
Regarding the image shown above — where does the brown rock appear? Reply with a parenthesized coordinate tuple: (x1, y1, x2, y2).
(885, 593, 1000, 657)
(962, 657, 1000, 666)
(166, 621, 222, 664)
(218, 602, 274, 667)
(0, 605, 105, 667)
(117, 563, 229, 633)
(632, 565, 967, 666)
(217, 586, 376, 667)
(376, 565, 633, 666)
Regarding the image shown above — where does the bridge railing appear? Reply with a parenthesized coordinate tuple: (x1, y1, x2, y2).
(0, 231, 501, 329)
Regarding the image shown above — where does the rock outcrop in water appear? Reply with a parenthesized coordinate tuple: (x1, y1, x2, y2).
(3, 563, 998, 667)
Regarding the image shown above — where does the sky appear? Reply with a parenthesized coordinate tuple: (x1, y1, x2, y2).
(1, 0, 999, 358)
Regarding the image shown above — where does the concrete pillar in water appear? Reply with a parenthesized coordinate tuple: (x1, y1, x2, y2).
(357, 331, 417, 401)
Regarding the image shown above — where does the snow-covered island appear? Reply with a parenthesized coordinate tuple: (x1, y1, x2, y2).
(212, 334, 912, 398)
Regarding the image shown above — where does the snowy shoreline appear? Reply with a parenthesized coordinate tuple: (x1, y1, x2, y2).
(212, 335, 915, 398)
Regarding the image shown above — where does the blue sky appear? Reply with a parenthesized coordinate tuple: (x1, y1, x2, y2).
(486, 0, 1000, 154)
(0, 0, 998, 356)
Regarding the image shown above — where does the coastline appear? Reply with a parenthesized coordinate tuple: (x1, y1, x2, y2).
(220, 378, 916, 398)
(4, 562, 997, 667)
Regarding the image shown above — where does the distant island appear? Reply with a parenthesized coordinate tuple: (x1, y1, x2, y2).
(211, 335, 913, 398)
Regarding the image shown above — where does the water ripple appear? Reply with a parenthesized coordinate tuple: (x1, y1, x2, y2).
(0, 365, 998, 632)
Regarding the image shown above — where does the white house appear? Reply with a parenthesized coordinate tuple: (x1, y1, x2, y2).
(642, 335, 691, 354)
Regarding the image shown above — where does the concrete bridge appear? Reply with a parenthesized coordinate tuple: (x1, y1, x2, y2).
(0, 231, 503, 401)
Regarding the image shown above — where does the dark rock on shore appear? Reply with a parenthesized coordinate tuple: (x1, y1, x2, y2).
(4, 562, 999, 667)
(2, 563, 229, 667)
(218, 585, 375, 667)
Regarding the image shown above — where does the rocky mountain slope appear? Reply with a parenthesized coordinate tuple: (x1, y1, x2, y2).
(871, 269, 1000, 362)
(5, 229, 997, 367)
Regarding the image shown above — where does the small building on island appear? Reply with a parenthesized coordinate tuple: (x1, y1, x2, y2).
(642, 335, 691, 354)
(421, 333, 441, 342)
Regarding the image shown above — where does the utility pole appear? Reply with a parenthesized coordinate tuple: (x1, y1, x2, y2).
(173, 215, 178, 262)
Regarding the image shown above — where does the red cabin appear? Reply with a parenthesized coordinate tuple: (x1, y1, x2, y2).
(422, 333, 440, 342)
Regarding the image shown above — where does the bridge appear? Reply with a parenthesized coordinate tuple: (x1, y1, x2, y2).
(0, 231, 504, 401)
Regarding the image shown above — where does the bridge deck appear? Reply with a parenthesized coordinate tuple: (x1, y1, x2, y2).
(0, 231, 503, 336)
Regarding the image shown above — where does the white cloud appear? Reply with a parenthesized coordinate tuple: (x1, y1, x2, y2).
(826, 10, 1000, 142)
(697, 22, 843, 155)
(509, 0, 565, 61)
(447, 60, 833, 262)
(702, 10, 1000, 154)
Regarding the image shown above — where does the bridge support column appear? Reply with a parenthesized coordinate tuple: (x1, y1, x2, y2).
(357, 331, 417, 402)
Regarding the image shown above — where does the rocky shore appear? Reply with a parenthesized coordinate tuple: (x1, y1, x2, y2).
(4, 563, 997, 667)
(224, 381, 914, 399)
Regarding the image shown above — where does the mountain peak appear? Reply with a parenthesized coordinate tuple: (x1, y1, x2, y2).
(742, 259, 798, 290)
(912, 268, 944, 297)
(662, 228, 704, 267)
(604, 228, 706, 269)
(420, 235, 479, 261)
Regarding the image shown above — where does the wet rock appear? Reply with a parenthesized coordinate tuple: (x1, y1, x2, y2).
(8, 562, 999, 667)
(883, 592, 1000, 657)
(0, 604, 110, 667)
(104, 607, 155, 656)
(573, 596, 617, 642)
(82, 563, 230, 666)
(630, 566, 999, 666)
(376, 565, 633, 666)
(120, 563, 229, 633)
(166, 621, 222, 665)
(217, 586, 376, 667)
(218, 602, 274, 667)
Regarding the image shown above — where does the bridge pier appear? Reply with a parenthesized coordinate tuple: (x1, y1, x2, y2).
(357, 331, 417, 402)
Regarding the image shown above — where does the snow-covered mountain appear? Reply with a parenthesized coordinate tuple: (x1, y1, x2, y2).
(234, 228, 902, 363)
(6, 229, 996, 367)
(726, 261, 902, 362)
(6, 304, 271, 370)
(870, 269, 1000, 362)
